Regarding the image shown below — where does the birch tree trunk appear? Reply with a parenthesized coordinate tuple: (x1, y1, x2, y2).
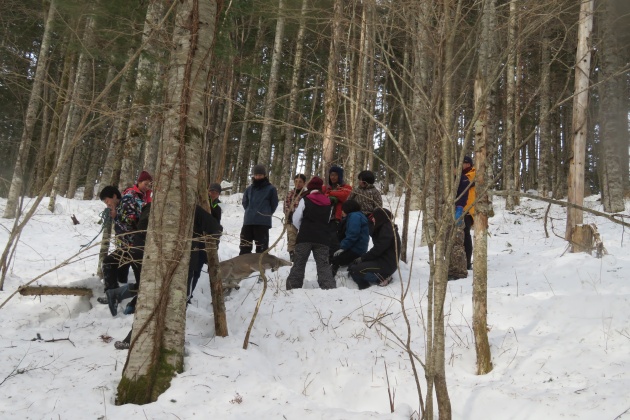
(565, 0, 594, 240)
(257, 0, 285, 168)
(142, 65, 166, 176)
(117, 0, 218, 404)
(3, 0, 56, 218)
(277, 0, 307, 200)
(120, 0, 168, 188)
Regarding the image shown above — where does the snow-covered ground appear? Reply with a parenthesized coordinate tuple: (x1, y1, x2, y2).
(0, 192, 629, 419)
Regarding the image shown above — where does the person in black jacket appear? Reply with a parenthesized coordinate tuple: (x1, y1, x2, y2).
(286, 177, 336, 290)
(348, 208, 401, 289)
(187, 205, 222, 303)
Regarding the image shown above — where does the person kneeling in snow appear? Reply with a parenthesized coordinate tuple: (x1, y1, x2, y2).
(348, 208, 401, 289)
(331, 199, 369, 276)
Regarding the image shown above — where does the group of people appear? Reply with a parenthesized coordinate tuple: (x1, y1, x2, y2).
(98, 172, 222, 349)
(97, 157, 476, 346)
(277, 166, 401, 290)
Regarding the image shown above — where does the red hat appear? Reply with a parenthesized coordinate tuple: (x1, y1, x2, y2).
(306, 176, 324, 191)
(137, 171, 153, 183)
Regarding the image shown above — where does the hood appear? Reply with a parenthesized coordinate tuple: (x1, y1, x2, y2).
(329, 166, 345, 186)
(373, 208, 393, 229)
(306, 191, 331, 207)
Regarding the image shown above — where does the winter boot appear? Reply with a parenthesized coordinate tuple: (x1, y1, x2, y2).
(114, 341, 130, 350)
(105, 285, 137, 316)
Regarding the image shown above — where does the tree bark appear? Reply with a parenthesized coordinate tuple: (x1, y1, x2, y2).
(3, 0, 57, 218)
(101, 50, 137, 187)
(538, 33, 552, 198)
(277, 0, 307, 200)
(504, 0, 518, 210)
(117, 0, 218, 405)
(321, 0, 342, 169)
(257, 0, 286, 168)
(565, 0, 594, 240)
(598, 0, 626, 213)
(472, 0, 496, 370)
(120, 0, 168, 188)
(48, 13, 96, 211)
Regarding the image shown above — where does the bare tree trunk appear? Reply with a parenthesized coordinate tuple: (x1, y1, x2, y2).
(117, 0, 218, 405)
(4, 0, 56, 218)
(304, 76, 321, 179)
(470, 0, 497, 376)
(197, 160, 227, 337)
(565, 0, 593, 240)
(66, 140, 87, 198)
(322, 0, 342, 169)
(37, 42, 74, 194)
(48, 13, 96, 211)
(409, 2, 430, 213)
(598, 0, 626, 213)
(120, 0, 168, 188)
(538, 33, 552, 198)
(278, 0, 307, 200)
(234, 18, 264, 193)
(504, 0, 518, 210)
(257, 0, 285, 168)
(32, 73, 52, 194)
(234, 73, 255, 192)
(101, 51, 136, 186)
(214, 65, 236, 183)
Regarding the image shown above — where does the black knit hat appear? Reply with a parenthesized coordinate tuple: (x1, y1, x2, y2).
(358, 170, 375, 185)
(209, 183, 222, 192)
(342, 199, 361, 214)
(463, 156, 474, 166)
(253, 164, 267, 175)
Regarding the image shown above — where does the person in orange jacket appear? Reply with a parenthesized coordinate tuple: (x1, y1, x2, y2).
(322, 166, 352, 261)
(462, 156, 476, 270)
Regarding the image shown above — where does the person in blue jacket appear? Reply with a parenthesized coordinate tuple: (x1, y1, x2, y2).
(331, 199, 369, 276)
(240, 164, 279, 254)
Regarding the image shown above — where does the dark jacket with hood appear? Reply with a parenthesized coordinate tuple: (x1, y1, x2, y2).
(360, 208, 401, 277)
(242, 177, 279, 227)
(322, 166, 352, 221)
(294, 191, 332, 245)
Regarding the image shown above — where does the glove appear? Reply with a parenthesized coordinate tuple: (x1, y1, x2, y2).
(333, 249, 344, 257)
(455, 206, 464, 227)
(352, 256, 362, 265)
(329, 196, 338, 206)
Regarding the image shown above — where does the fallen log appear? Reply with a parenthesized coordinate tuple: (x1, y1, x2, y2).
(18, 285, 93, 298)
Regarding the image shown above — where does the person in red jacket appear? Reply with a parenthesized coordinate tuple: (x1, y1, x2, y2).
(322, 166, 352, 262)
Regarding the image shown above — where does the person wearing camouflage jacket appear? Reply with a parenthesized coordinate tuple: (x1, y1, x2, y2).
(348, 170, 383, 216)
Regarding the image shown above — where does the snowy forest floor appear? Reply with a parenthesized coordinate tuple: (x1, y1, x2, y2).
(0, 192, 629, 419)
